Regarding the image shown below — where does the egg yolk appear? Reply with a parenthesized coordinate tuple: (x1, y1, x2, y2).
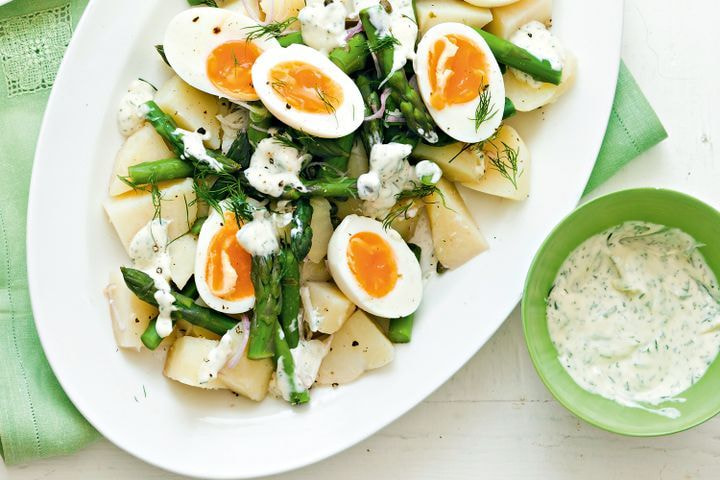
(206, 40, 261, 98)
(347, 232, 398, 298)
(269, 61, 344, 114)
(205, 212, 254, 301)
(428, 34, 488, 110)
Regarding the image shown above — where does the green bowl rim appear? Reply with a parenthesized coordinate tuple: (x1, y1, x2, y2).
(521, 187, 720, 437)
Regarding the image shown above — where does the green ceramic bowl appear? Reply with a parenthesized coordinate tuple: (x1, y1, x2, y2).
(523, 188, 720, 436)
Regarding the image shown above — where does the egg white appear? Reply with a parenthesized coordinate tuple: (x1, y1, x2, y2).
(251, 44, 365, 138)
(327, 215, 423, 318)
(195, 207, 255, 314)
(163, 7, 280, 102)
(414, 22, 505, 143)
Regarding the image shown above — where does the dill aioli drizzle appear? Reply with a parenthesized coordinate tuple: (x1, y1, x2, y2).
(547, 221, 720, 418)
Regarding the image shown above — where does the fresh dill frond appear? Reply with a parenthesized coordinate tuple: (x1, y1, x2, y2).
(485, 139, 520, 189)
(273, 132, 301, 150)
(382, 182, 445, 229)
(471, 84, 498, 132)
(448, 142, 476, 164)
(271, 79, 289, 93)
(187, 0, 218, 7)
(369, 34, 400, 53)
(314, 87, 338, 115)
(243, 17, 298, 42)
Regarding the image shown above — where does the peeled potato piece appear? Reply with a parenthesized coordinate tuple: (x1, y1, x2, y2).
(154, 75, 221, 149)
(259, 0, 305, 25)
(301, 281, 356, 334)
(109, 124, 174, 196)
(413, 142, 486, 183)
(316, 310, 394, 385)
(462, 125, 530, 200)
(503, 53, 576, 112)
(103, 177, 198, 255)
(463, 0, 518, 7)
(301, 259, 331, 283)
(105, 269, 158, 350)
(415, 0, 493, 36)
(219, 353, 274, 402)
(168, 234, 197, 290)
(426, 178, 488, 269)
(485, 0, 552, 39)
(164, 336, 227, 389)
(307, 197, 333, 263)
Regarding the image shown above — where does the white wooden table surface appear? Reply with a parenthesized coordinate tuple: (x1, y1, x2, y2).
(5, 0, 720, 478)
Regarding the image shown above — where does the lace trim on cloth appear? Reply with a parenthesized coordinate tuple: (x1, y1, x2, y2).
(0, 4, 73, 98)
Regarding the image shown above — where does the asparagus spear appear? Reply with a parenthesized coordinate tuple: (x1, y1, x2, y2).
(360, 6, 438, 144)
(279, 199, 313, 348)
(281, 178, 358, 200)
(278, 31, 304, 47)
(127, 158, 194, 185)
(474, 29, 563, 85)
(190, 216, 207, 236)
(247, 254, 283, 359)
(142, 101, 241, 172)
(387, 244, 422, 343)
(503, 97, 517, 119)
(121, 267, 237, 350)
(329, 33, 369, 75)
(356, 74, 383, 155)
(274, 321, 310, 404)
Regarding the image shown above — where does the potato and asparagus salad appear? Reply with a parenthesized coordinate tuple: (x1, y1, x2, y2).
(103, 0, 574, 405)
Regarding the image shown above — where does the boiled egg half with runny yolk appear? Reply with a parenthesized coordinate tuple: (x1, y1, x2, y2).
(251, 44, 365, 138)
(195, 207, 254, 313)
(327, 215, 422, 318)
(163, 7, 280, 102)
(414, 23, 505, 143)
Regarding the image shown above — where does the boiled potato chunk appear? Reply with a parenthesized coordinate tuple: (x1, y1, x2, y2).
(109, 124, 174, 196)
(168, 234, 197, 290)
(219, 353, 274, 401)
(504, 53, 576, 112)
(105, 269, 158, 350)
(463, 0, 518, 6)
(301, 281, 356, 334)
(346, 140, 369, 178)
(388, 200, 420, 241)
(154, 75, 221, 149)
(462, 125, 530, 200)
(426, 178, 488, 269)
(415, 0, 492, 36)
(259, 0, 304, 25)
(163, 336, 226, 389)
(485, 0, 552, 39)
(333, 198, 363, 221)
(317, 310, 394, 385)
(307, 197, 333, 263)
(301, 259, 331, 283)
(103, 177, 198, 255)
(413, 142, 485, 183)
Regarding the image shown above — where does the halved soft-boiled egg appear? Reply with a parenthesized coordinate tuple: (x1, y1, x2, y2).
(195, 207, 254, 313)
(163, 7, 280, 102)
(414, 22, 505, 143)
(251, 44, 365, 138)
(327, 215, 422, 318)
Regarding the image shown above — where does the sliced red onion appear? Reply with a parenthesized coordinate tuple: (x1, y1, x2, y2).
(345, 22, 364, 41)
(370, 51, 381, 77)
(364, 88, 391, 121)
(385, 114, 406, 123)
(264, 0, 274, 25)
(226, 314, 251, 369)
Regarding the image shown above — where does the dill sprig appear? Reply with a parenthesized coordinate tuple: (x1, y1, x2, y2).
(243, 17, 298, 42)
(484, 139, 520, 189)
(314, 87, 338, 115)
(382, 182, 444, 229)
(369, 34, 400, 53)
(272, 132, 302, 150)
(471, 84, 498, 132)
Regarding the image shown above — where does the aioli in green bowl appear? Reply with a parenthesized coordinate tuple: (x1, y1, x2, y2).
(522, 188, 720, 436)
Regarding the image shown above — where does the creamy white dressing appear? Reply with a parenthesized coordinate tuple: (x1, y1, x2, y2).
(216, 109, 248, 154)
(117, 79, 155, 137)
(365, 1, 418, 78)
(509, 21, 565, 88)
(235, 204, 291, 258)
(300, 285, 324, 332)
(244, 137, 308, 197)
(271, 337, 331, 401)
(198, 322, 247, 384)
(408, 209, 437, 285)
(128, 219, 176, 338)
(414, 160, 442, 184)
(174, 128, 224, 172)
(298, 0, 348, 54)
(547, 221, 720, 418)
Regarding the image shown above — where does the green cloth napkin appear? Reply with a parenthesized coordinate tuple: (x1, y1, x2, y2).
(0, 0, 667, 466)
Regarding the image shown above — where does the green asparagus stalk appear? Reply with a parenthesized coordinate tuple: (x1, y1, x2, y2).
(329, 33, 369, 75)
(247, 103, 273, 148)
(281, 178, 358, 200)
(179, 277, 198, 299)
(274, 321, 310, 404)
(142, 101, 241, 172)
(190, 216, 207, 236)
(278, 31, 304, 47)
(474, 29, 562, 85)
(360, 6, 438, 143)
(248, 254, 283, 359)
(127, 158, 194, 185)
(226, 130, 253, 169)
(356, 74, 383, 155)
(121, 267, 237, 350)
(503, 97, 517, 119)
(288, 198, 314, 261)
(387, 244, 422, 343)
